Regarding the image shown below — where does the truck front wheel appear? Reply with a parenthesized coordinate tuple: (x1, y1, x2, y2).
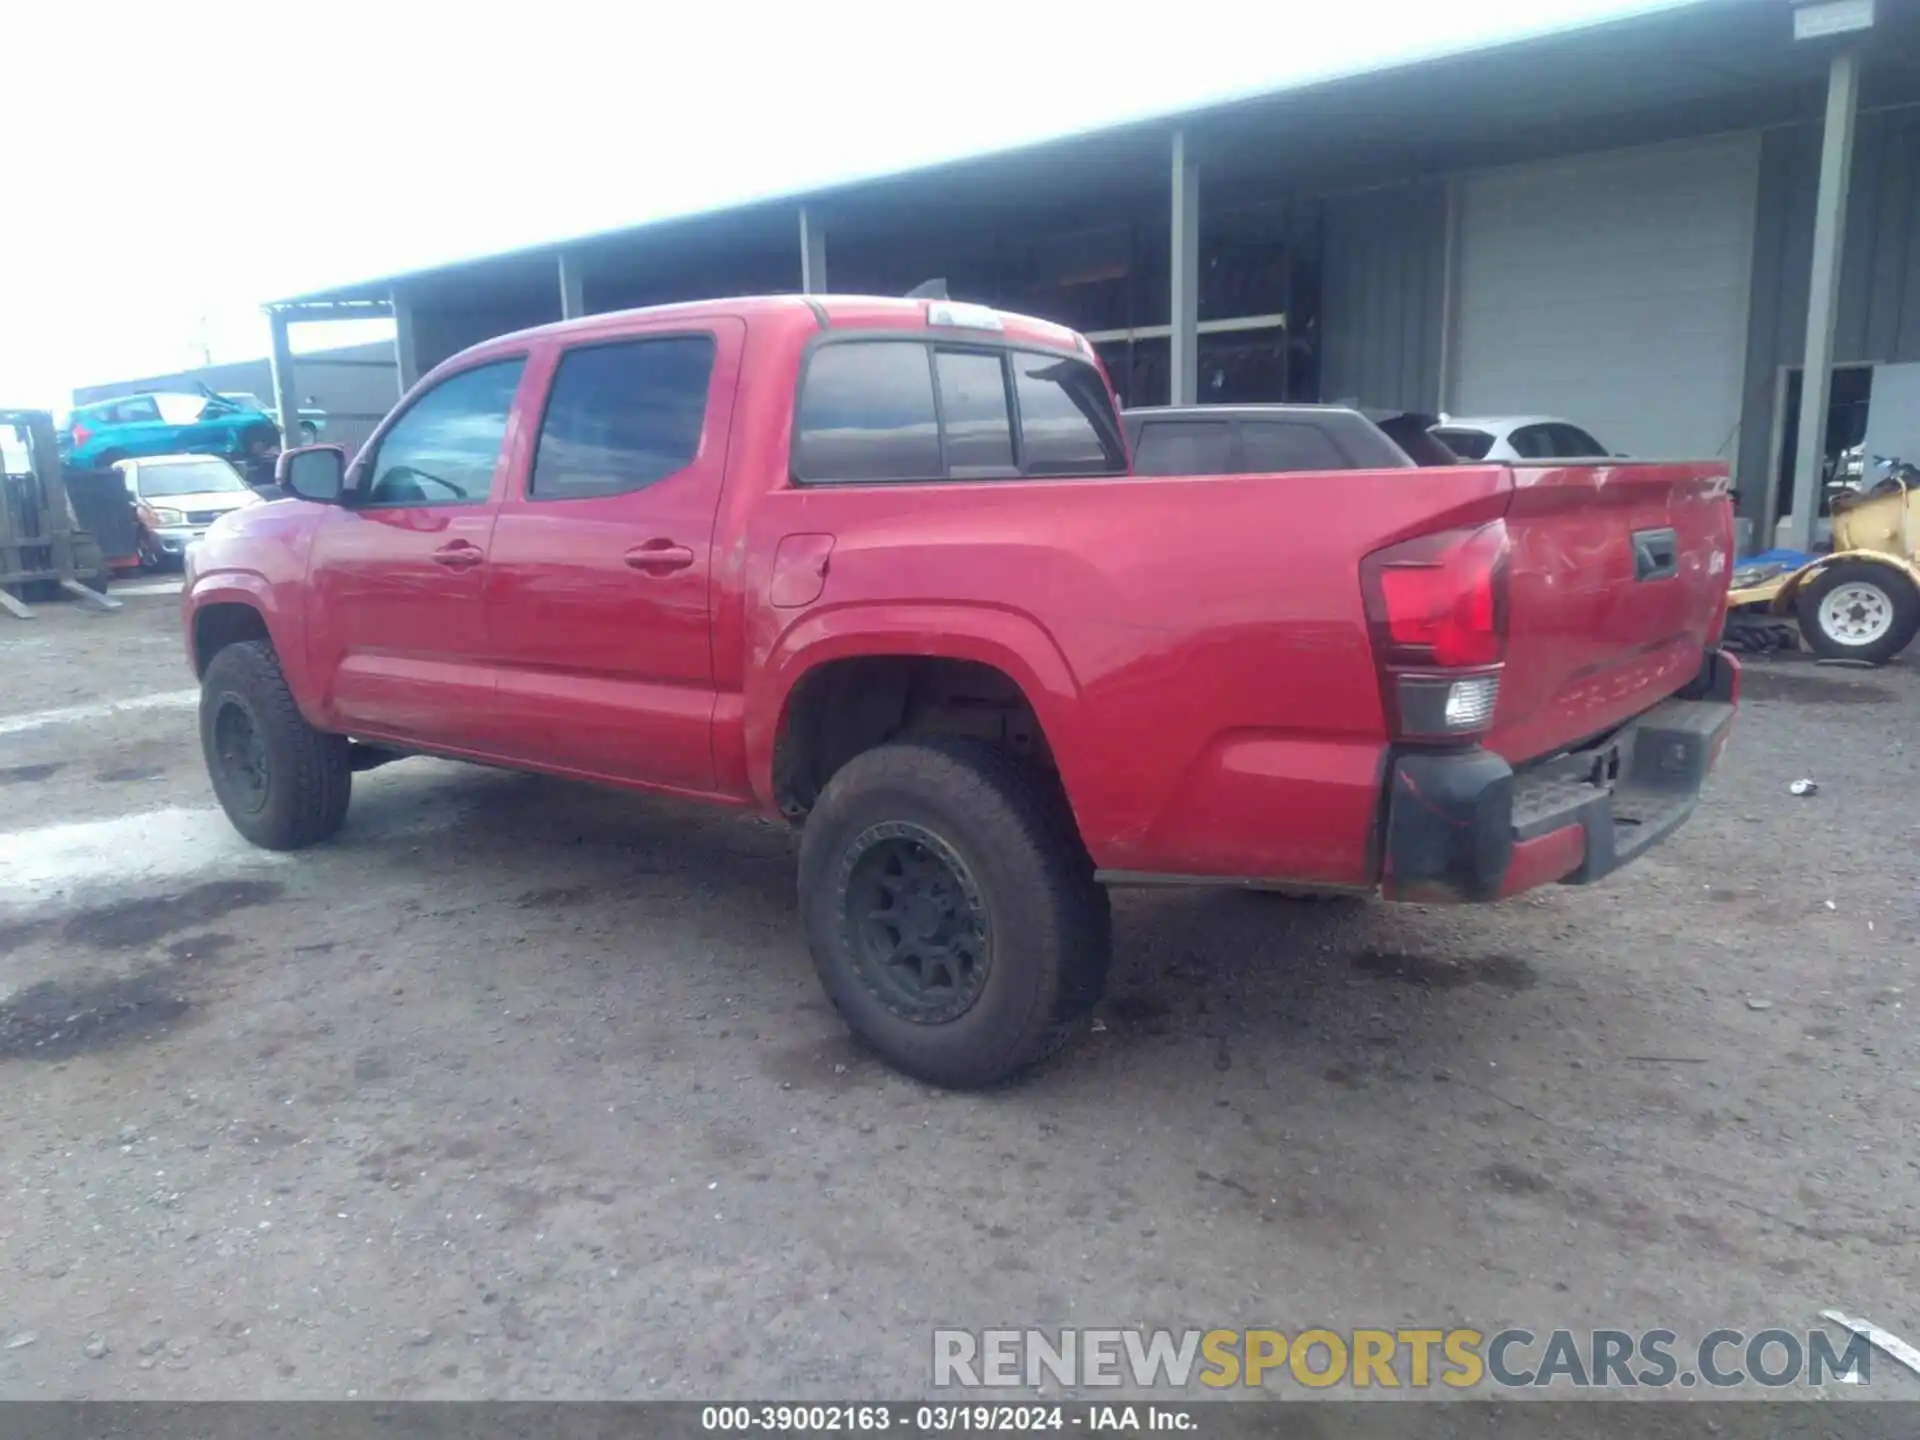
(200, 640, 352, 850)
(1795, 561, 1920, 665)
(798, 738, 1110, 1089)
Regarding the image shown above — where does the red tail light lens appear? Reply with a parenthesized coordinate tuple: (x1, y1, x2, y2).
(1362, 520, 1510, 668)
(72, 422, 92, 447)
(1362, 520, 1511, 741)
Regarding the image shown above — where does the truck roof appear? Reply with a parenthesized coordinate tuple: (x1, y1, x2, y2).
(456, 294, 1093, 368)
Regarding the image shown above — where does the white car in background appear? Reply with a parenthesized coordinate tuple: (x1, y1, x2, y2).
(1429, 415, 1617, 462)
(113, 454, 264, 568)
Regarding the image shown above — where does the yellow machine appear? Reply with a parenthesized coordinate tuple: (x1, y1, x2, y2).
(1727, 476, 1920, 665)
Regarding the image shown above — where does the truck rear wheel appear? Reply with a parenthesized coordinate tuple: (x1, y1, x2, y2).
(798, 738, 1110, 1089)
(200, 640, 352, 850)
(1795, 560, 1920, 665)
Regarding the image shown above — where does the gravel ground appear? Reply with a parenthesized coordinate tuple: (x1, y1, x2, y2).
(0, 588, 1915, 1402)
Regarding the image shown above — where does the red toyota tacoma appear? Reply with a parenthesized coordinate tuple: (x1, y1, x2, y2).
(182, 295, 1737, 1087)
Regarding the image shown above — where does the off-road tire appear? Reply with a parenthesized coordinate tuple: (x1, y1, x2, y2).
(200, 640, 351, 850)
(798, 738, 1111, 1089)
(1796, 560, 1920, 665)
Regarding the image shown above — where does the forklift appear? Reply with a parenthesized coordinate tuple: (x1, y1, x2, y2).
(1, 408, 129, 618)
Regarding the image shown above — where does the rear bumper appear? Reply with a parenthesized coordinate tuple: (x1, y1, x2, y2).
(1380, 650, 1738, 903)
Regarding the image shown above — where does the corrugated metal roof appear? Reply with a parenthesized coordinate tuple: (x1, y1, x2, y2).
(270, 0, 1857, 307)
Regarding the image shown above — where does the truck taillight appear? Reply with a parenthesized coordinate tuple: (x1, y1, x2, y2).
(1361, 519, 1510, 741)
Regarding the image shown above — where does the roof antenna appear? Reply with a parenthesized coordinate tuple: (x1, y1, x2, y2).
(905, 278, 949, 301)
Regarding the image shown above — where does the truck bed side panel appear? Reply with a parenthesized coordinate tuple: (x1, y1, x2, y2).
(744, 467, 1513, 882)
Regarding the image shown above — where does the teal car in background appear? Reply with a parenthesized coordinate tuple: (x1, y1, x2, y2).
(61, 390, 281, 469)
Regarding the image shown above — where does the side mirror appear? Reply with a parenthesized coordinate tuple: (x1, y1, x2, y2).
(278, 444, 346, 503)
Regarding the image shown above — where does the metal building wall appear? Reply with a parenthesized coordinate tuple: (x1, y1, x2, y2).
(1317, 181, 1448, 414)
(408, 295, 562, 378)
(1738, 106, 1920, 520)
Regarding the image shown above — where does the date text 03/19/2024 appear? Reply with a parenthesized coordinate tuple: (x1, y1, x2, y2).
(700, 1405, 1195, 1432)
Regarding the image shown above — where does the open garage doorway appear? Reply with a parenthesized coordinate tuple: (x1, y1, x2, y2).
(1768, 362, 1874, 546)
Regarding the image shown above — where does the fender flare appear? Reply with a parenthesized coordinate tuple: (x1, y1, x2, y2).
(1775, 550, 1920, 612)
(744, 602, 1083, 814)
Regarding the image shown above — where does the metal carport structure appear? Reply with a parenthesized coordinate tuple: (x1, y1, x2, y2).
(268, 0, 1920, 547)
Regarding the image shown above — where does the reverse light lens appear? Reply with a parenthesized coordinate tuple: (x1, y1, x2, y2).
(1443, 675, 1500, 729)
(1394, 673, 1502, 738)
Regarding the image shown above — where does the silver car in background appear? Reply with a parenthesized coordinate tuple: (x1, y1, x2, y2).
(114, 454, 264, 567)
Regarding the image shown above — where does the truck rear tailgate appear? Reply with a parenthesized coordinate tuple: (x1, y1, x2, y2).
(1491, 461, 1732, 766)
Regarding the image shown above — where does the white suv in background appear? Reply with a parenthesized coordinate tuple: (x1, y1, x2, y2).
(1430, 415, 1616, 462)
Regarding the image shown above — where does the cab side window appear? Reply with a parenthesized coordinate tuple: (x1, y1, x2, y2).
(363, 359, 526, 507)
(793, 341, 1124, 484)
(1010, 351, 1125, 477)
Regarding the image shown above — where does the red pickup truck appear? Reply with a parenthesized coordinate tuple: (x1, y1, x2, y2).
(183, 294, 1737, 1087)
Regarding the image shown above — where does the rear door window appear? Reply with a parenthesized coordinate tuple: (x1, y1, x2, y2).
(934, 350, 1015, 478)
(794, 342, 941, 482)
(796, 341, 1123, 483)
(532, 335, 715, 499)
(1011, 351, 1125, 477)
(1238, 420, 1347, 473)
(1132, 420, 1233, 476)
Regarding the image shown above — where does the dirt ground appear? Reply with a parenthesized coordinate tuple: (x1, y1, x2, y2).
(1, 587, 1915, 1402)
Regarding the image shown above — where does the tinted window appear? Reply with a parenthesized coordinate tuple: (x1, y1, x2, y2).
(1012, 352, 1124, 476)
(795, 342, 940, 482)
(1375, 414, 1461, 466)
(1431, 427, 1494, 461)
(1509, 425, 1557, 460)
(935, 350, 1015, 477)
(112, 397, 160, 423)
(1548, 423, 1608, 457)
(364, 359, 525, 506)
(533, 336, 714, 499)
(1239, 421, 1347, 473)
(1132, 420, 1233, 476)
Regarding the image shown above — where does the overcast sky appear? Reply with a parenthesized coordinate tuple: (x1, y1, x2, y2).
(4, 0, 1682, 409)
